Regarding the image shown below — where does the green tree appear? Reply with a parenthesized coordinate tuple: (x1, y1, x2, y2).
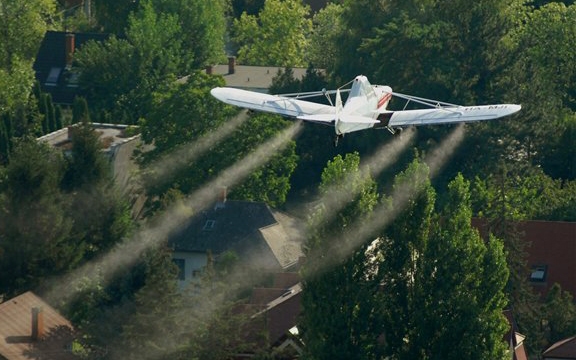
(224, 113, 299, 207)
(72, 96, 90, 124)
(0, 137, 73, 294)
(62, 122, 110, 190)
(140, 72, 298, 208)
(93, 0, 139, 35)
(139, 72, 229, 156)
(498, 3, 576, 177)
(0, 0, 56, 123)
(542, 283, 576, 346)
(307, 3, 344, 71)
(300, 152, 380, 360)
(0, 0, 57, 69)
(76, 1, 184, 122)
(411, 174, 509, 359)
(115, 247, 183, 360)
(375, 159, 436, 358)
(232, 0, 312, 67)
(154, 0, 227, 68)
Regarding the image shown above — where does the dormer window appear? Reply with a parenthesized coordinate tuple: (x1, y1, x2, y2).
(530, 265, 547, 282)
(45, 67, 62, 86)
(203, 220, 216, 230)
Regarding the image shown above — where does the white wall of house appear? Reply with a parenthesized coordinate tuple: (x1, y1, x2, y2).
(172, 251, 208, 289)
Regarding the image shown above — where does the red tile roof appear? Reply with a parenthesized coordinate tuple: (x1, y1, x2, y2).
(0, 292, 77, 360)
(521, 221, 576, 298)
(473, 219, 576, 298)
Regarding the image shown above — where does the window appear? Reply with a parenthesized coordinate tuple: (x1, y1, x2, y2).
(173, 258, 185, 280)
(45, 67, 62, 86)
(203, 220, 216, 230)
(530, 265, 547, 282)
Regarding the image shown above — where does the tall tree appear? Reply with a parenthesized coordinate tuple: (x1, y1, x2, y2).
(76, 1, 184, 122)
(0, 137, 73, 294)
(541, 283, 576, 347)
(62, 121, 110, 190)
(115, 247, 183, 360)
(232, 0, 312, 67)
(411, 174, 509, 359)
(307, 3, 344, 71)
(497, 3, 576, 175)
(0, 0, 57, 69)
(93, 0, 139, 35)
(153, 0, 227, 68)
(375, 159, 436, 358)
(300, 152, 380, 359)
(0, 0, 56, 125)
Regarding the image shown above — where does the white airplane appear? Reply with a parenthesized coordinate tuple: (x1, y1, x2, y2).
(210, 75, 521, 146)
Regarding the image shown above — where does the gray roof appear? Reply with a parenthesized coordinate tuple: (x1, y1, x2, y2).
(170, 200, 275, 253)
(209, 65, 310, 92)
(169, 200, 304, 269)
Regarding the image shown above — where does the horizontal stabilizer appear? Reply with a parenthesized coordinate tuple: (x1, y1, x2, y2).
(340, 115, 379, 124)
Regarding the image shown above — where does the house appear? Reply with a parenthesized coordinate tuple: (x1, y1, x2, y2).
(522, 221, 576, 298)
(504, 309, 529, 360)
(37, 123, 146, 217)
(204, 57, 318, 93)
(33, 31, 109, 104)
(234, 272, 303, 359)
(473, 219, 576, 299)
(0, 291, 77, 360)
(543, 336, 576, 359)
(168, 191, 304, 289)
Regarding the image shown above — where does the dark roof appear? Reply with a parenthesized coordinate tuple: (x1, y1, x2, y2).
(169, 200, 277, 254)
(0, 291, 76, 360)
(543, 336, 576, 359)
(33, 31, 109, 104)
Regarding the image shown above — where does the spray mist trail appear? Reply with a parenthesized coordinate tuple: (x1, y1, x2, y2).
(43, 121, 303, 306)
(308, 128, 416, 231)
(138, 126, 458, 360)
(307, 125, 466, 275)
(143, 110, 249, 187)
(132, 126, 462, 360)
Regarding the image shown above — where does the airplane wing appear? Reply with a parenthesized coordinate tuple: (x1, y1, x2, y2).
(210, 87, 334, 121)
(382, 104, 521, 127)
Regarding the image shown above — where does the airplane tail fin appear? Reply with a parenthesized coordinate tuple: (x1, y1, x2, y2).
(376, 86, 393, 112)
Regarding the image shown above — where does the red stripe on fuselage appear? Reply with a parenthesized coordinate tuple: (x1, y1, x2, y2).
(378, 93, 392, 108)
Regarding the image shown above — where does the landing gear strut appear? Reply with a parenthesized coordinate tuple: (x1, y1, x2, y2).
(333, 134, 343, 147)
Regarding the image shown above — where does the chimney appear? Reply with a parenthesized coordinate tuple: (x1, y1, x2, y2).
(65, 33, 75, 68)
(31, 307, 44, 341)
(215, 186, 227, 209)
(228, 56, 236, 75)
(205, 65, 213, 75)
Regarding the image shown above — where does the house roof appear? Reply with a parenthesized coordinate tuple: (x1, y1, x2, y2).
(0, 291, 76, 360)
(33, 31, 109, 104)
(504, 309, 529, 360)
(242, 281, 303, 349)
(169, 200, 304, 270)
(203, 57, 316, 92)
(543, 336, 576, 359)
(522, 220, 576, 297)
(473, 219, 576, 298)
